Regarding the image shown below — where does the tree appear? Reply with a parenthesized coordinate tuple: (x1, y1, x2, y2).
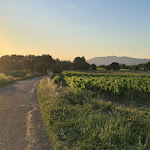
(37, 54, 54, 70)
(52, 59, 63, 74)
(21, 55, 37, 73)
(120, 64, 129, 69)
(61, 61, 73, 70)
(73, 57, 90, 70)
(145, 62, 150, 70)
(0, 55, 23, 70)
(99, 65, 106, 69)
(34, 62, 48, 74)
(106, 62, 120, 70)
(90, 64, 97, 70)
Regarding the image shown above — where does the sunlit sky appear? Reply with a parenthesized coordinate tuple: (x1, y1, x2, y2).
(0, 0, 150, 60)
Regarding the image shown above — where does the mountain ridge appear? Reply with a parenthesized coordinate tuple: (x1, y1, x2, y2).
(87, 56, 150, 66)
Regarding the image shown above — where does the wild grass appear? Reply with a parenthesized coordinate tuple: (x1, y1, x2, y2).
(0, 70, 42, 87)
(0, 73, 15, 87)
(1, 70, 26, 77)
(38, 77, 150, 150)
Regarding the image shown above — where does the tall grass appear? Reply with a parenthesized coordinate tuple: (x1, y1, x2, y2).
(0, 73, 15, 87)
(1, 70, 26, 77)
(38, 77, 150, 150)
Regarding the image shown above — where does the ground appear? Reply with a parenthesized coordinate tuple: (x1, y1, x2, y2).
(0, 77, 53, 150)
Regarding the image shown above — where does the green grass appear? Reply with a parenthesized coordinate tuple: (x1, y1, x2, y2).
(120, 69, 130, 71)
(97, 67, 106, 71)
(38, 77, 150, 150)
(0, 70, 43, 87)
(0, 73, 16, 87)
(1, 70, 26, 77)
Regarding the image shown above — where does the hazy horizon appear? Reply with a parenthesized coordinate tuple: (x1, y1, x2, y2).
(0, 0, 150, 60)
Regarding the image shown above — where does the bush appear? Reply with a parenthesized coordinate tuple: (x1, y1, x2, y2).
(52, 75, 61, 84)
(34, 62, 48, 75)
(8, 70, 26, 77)
(106, 62, 120, 70)
(24, 73, 42, 80)
(0, 73, 15, 87)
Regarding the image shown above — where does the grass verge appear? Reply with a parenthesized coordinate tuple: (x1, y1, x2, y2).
(0, 70, 43, 88)
(37, 77, 150, 150)
(15, 72, 42, 81)
(0, 73, 16, 87)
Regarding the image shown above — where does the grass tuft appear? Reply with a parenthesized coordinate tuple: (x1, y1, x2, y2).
(0, 73, 15, 87)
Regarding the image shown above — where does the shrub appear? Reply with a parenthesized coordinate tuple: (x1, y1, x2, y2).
(8, 70, 26, 77)
(24, 73, 42, 79)
(0, 73, 15, 87)
(52, 75, 61, 84)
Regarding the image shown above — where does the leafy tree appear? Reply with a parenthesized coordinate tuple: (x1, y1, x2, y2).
(73, 57, 90, 70)
(106, 62, 120, 70)
(61, 61, 73, 70)
(0, 55, 23, 70)
(0, 54, 55, 73)
(90, 64, 97, 70)
(145, 62, 150, 70)
(52, 59, 63, 74)
(99, 65, 106, 69)
(120, 64, 129, 69)
(21, 55, 37, 73)
(34, 62, 48, 74)
(37, 54, 54, 69)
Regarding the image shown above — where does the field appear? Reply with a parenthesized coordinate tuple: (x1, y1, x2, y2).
(38, 71, 150, 150)
(63, 71, 150, 107)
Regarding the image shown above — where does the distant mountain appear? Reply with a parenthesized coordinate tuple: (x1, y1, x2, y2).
(87, 56, 150, 66)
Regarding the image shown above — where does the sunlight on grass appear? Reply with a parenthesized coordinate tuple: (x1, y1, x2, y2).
(0, 73, 15, 87)
(38, 77, 150, 150)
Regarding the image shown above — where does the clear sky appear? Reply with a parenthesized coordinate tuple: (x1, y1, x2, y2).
(0, 0, 150, 60)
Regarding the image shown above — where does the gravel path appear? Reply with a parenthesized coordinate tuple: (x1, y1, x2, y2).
(0, 77, 53, 150)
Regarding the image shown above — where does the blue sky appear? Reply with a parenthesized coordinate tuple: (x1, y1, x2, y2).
(0, 0, 150, 60)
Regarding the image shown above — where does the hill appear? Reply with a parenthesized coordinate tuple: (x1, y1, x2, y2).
(87, 56, 150, 66)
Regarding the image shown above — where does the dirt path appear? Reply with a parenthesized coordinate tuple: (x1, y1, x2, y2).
(0, 77, 53, 150)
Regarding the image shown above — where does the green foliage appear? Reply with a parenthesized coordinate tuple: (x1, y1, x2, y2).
(34, 62, 48, 74)
(97, 67, 106, 71)
(0, 54, 54, 72)
(3, 70, 26, 77)
(73, 57, 90, 70)
(90, 64, 97, 70)
(0, 55, 24, 70)
(106, 62, 120, 70)
(38, 78, 150, 150)
(24, 73, 42, 80)
(0, 73, 15, 87)
(52, 75, 61, 84)
(145, 62, 150, 70)
(63, 71, 150, 96)
(52, 59, 63, 74)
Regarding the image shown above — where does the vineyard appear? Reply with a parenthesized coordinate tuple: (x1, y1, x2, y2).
(63, 71, 150, 102)
(65, 76, 150, 94)
(38, 75, 150, 150)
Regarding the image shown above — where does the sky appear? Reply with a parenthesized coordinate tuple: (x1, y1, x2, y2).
(0, 0, 150, 60)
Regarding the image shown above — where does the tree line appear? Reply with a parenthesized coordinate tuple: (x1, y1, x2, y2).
(100, 62, 150, 71)
(1, 54, 150, 74)
(0, 55, 97, 74)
